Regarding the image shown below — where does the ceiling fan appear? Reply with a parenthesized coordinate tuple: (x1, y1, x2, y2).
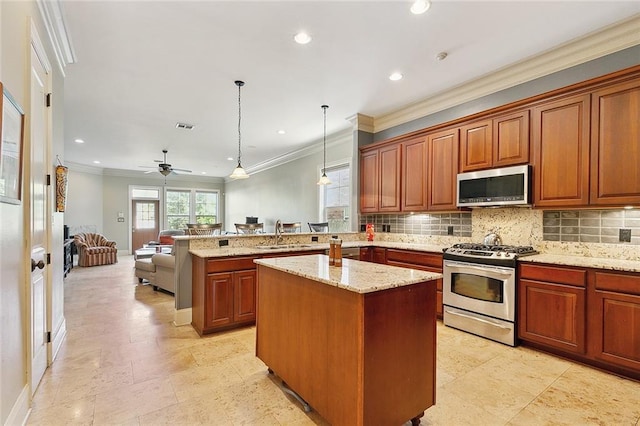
(140, 149, 192, 176)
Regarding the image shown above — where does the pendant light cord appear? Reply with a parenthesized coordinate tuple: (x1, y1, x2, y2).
(235, 80, 245, 166)
(322, 104, 328, 174)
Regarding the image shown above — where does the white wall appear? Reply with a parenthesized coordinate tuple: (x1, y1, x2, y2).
(65, 166, 104, 235)
(225, 130, 354, 233)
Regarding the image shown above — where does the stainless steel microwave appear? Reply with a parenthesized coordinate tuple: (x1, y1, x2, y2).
(456, 165, 531, 207)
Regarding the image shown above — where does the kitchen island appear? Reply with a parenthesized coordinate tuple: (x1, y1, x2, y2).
(254, 254, 441, 426)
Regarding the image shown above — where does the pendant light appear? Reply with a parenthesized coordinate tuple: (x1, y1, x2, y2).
(317, 104, 331, 185)
(230, 80, 249, 179)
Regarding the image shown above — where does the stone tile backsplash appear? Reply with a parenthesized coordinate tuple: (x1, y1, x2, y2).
(359, 213, 472, 237)
(543, 210, 640, 245)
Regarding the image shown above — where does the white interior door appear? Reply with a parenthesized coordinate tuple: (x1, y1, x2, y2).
(29, 43, 49, 394)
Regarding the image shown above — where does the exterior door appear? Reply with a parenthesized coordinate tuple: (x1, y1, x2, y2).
(132, 200, 159, 249)
(29, 44, 49, 394)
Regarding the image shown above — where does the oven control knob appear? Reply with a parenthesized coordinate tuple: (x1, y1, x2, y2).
(505, 253, 512, 258)
(497, 252, 503, 257)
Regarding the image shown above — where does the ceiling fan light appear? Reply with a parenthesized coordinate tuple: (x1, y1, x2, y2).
(317, 173, 332, 186)
(230, 163, 250, 179)
(160, 168, 171, 176)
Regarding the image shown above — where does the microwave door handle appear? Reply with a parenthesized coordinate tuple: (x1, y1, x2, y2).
(445, 310, 511, 330)
(450, 264, 512, 277)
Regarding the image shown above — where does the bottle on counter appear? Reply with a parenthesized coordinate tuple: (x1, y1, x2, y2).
(329, 239, 335, 265)
(334, 238, 343, 267)
(366, 223, 375, 241)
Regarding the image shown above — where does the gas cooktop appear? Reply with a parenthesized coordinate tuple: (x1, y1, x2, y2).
(443, 243, 538, 262)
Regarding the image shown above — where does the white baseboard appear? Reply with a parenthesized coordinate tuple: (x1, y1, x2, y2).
(5, 384, 31, 426)
(173, 308, 192, 326)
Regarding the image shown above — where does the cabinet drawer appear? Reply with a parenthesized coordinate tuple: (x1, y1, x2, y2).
(386, 249, 442, 269)
(594, 271, 640, 296)
(519, 263, 586, 287)
(207, 257, 256, 273)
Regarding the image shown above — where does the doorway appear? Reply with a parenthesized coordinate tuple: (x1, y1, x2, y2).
(132, 200, 159, 249)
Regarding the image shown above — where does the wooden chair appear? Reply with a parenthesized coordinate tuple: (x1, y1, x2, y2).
(308, 222, 329, 232)
(186, 223, 222, 235)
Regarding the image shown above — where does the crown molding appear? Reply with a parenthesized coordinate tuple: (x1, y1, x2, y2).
(374, 14, 640, 133)
(346, 113, 374, 133)
(225, 127, 353, 182)
(37, 0, 76, 77)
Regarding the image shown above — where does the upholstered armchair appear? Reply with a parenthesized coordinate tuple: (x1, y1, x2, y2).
(73, 233, 118, 267)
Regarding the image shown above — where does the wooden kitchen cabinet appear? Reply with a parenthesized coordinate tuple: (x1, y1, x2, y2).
(518, 263, 587, 354)
(532, 94, 591, 207)
(589, 271, 640, 371)
(459, 110, 529, 172)
(386, 249, 444, 317)
(402, 136, 429, 211)
(192, 256, 257, 335)
(590, 78, 640, 206)
(360, 149, 379, 213)
(359, 144, 401, 213)
(428, 128, 459, 211)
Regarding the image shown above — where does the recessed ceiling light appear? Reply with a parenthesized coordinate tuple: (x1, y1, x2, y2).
(389, 72, 403, 81)
(74, 138, 84, 143)
(277, 130, 286, 135)
(294, 32, 311, 45)
(93, 160, 100, 164)
(410, 0, 431, 15)
(227, 157, 234, 161)
(201, 172, 207, 175)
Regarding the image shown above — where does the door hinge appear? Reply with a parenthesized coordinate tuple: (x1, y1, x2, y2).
(46, 93, 52, 107)
(47, 331, 51, 343)
(46, 174, 51, 186)
(46, 253, 51, 265)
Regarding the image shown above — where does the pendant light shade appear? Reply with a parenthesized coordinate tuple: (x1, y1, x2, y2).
(230, 80, 249, 179)
(317, 104, 332, 186)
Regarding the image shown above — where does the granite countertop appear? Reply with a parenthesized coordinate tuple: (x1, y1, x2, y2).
(189, 240, 447, 259)
(254, 254, 441, 294)
(519, 253, 640, 273)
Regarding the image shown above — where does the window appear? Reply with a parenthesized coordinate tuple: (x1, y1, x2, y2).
(166, 189, 219, 230)
(135, 202, 157, 229)
(320, 164, 350, 232)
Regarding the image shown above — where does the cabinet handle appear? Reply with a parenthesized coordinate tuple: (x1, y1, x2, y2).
(445, 310, 511, 329)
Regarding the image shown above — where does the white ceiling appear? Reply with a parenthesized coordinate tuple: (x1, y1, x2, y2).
(61, 1, 640, 179)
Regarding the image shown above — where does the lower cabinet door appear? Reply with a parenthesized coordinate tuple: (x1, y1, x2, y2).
(206, 272, 234, 329)
(518, 279, 586, 354)
(591, 290, 640, 370)
(234, 269, 257, 323)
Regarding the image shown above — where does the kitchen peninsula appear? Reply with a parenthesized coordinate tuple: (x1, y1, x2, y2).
(254, 254, 441, 426)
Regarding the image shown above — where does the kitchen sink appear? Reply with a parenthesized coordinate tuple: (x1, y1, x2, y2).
(255, 244, 314, 250)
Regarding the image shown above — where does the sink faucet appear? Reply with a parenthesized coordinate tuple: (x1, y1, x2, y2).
(274, 219, 283, 245)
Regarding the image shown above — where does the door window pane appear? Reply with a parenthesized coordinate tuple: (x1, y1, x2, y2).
(136, 202, 156, 229)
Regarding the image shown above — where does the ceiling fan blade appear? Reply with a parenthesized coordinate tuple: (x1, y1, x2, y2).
(172, 167, 192, 173)
(143, 170, 155, 174)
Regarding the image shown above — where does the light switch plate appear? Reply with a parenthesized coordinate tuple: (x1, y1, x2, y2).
(619, 228, 631, 242)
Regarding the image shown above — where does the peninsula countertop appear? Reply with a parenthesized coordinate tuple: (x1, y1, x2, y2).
(254, 254, 441, 294)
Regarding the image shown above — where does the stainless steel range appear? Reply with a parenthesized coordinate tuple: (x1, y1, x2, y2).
(442, 243, 537, 346)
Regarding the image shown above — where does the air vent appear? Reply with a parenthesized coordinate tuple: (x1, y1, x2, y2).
(175, 122, 195, 130)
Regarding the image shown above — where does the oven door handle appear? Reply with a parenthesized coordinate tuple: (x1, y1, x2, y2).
(445, 310, 511, 330)
(446, 263, 513, 276)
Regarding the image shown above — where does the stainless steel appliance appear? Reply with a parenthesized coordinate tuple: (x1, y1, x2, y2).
(457, 165, 531, 207)
(442, 243, 537, 346)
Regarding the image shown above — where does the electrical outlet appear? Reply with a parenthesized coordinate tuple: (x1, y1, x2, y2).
(311, 236, 319, 242)
(219, 239, 229, 247)
(619, 229, 632, 242)
(447, 225, 454, 235)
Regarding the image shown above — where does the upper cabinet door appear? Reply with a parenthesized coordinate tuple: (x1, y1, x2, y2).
(532, 94, 591, 207)
(493, 110, 530, 168)
(402, 137, 428, 211)
(360, 149, 379, 213)
(460, 119, 492, 172)
(428, 128, 459, 211)
(590, 79, 640, 206)
(378, 144, 402, 212)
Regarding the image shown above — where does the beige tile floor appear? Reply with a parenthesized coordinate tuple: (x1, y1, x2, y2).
(28, 256, 640, 426)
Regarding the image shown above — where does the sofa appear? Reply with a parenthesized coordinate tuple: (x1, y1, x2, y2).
(134, 253, 175, 294)
(74, 232, 118, 267)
